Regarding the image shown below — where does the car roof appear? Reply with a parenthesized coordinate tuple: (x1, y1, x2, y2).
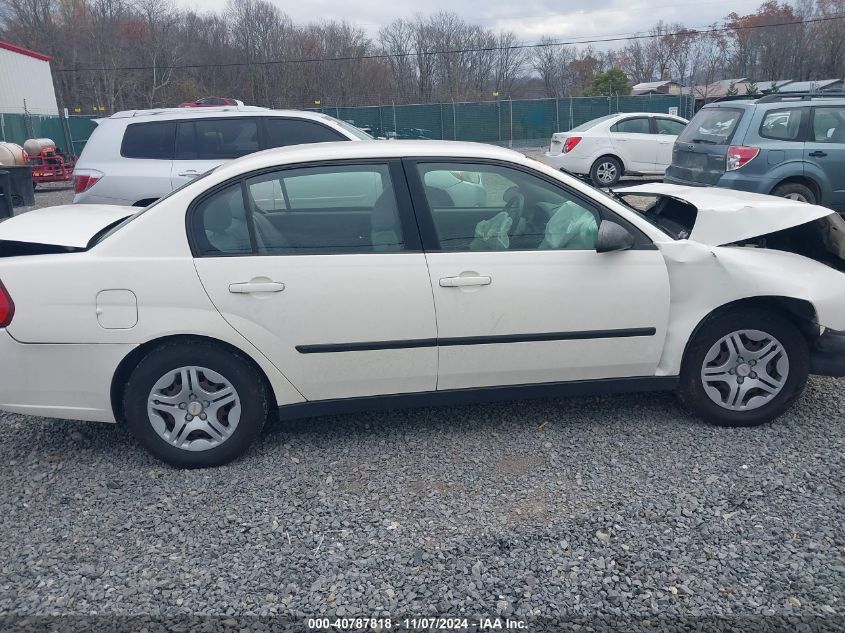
(104, 106, 336, 124)
(211, 140, 526, 179)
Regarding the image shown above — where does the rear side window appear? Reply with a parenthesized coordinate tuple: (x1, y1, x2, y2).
(612, 118, 650, 134)
(265, 118, 346, 148)
(182, 118, 260, 160)
(193, 184, 253, 256)
(121, 121, 176, 159)
(759, 108, 805, 141)
(678, 108, 743, 145)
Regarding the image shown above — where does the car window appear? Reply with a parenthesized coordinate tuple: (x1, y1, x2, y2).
(121, 121, 176, 159)
(189, 118, 259, 160)
(678, 107, 743, 145)
(264, 118, 346, 148)
(812, 106, 845, 143)
(194, 184, 253, 256)
(242, 164, 403, 255)
(655, 118, 686, 136)
(760, 108, 805, 141)
(611, 118, 650, 134)
(417, 162, 599, 252)
(570, 114, 617, 132)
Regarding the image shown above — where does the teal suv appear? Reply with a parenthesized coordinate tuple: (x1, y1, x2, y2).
(665, 93, 845, 212)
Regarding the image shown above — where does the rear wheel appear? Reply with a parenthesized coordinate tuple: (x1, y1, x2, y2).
(771, 182, 816, 204)
(123, 341, 269, 467)
(679, 309, 808, 427)
(590, 156, 622, 187)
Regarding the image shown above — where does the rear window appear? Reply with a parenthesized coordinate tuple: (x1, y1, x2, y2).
(678, 107, 743, 145)
(121, 121, 176, 159)
(570, 114, 617, 132)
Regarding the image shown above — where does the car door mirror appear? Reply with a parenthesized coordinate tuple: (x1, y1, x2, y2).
(596, 220, 635, 253)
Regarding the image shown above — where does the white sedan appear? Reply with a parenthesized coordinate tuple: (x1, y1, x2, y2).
(541, 112, 689, 187)
(1, 141, 843, 467)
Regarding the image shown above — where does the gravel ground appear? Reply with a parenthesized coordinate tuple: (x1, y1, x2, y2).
(2, 178, 845, 631)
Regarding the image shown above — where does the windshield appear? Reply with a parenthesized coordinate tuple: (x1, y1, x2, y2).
(90, 168, 217, 246)
(678, 107, 743, 145)
(333, 119, 374, 140)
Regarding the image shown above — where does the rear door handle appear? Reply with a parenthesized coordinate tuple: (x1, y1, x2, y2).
(440, 275, 492, 288)
(809, 150, 827, 158)
(178, 170, 201, 178)
(228, 281, 285, 294)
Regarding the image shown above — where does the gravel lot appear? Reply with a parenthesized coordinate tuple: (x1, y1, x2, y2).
(1, 183, 845, 630)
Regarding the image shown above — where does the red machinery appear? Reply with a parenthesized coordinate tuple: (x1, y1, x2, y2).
(25, 138, 75, 188)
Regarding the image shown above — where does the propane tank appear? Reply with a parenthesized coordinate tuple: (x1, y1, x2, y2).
(23, 138, 57, 156)
(0, 142, 26, 165)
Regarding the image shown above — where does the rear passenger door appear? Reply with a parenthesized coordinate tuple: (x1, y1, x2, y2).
(653, 117, 686, 170)
(191, 160, 438, 401)
(170, 118, 261, 188)
(806, 105, 845, 211)
(609, 117, 658, 172)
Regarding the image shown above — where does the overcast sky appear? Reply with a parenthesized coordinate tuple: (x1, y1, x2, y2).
(175, 0, 766, 43)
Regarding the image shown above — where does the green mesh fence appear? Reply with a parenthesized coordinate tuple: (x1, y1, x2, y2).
(0, 113, 97, 156)
(315, 94, 694, 147)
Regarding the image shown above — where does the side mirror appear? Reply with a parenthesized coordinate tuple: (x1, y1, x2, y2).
(596, 220, 635, 253)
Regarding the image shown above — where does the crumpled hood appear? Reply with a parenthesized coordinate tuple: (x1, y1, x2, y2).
(0, 204, 134, 248)
(618, 183, 833, 246)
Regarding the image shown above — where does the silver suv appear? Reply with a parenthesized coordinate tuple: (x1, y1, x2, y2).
(72, 106, 372, 206)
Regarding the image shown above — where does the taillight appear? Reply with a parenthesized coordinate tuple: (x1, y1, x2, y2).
(73, 171, 102, 194)
(563, 136, 582, 153)
(726, 146, 760, 171)
(0, 280, 14, 328)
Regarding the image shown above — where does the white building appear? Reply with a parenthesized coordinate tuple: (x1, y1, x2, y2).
(0, 40, 59, 115)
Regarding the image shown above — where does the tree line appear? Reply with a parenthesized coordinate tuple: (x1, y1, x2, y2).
(0, 0, 843, 114)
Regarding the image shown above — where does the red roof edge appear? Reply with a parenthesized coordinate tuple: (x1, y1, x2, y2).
(0, 40, 52, 62)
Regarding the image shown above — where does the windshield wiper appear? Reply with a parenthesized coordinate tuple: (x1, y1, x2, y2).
(689, 138, 718, 145)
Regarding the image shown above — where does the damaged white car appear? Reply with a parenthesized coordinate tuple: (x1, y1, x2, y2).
(0, 141, 843, 467)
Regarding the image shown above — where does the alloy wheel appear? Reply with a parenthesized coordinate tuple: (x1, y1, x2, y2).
(700, 329, 789, 411)
(784, 193, 808, 202)
(147, 366, 241, 451)
(596, 162, 617, 184)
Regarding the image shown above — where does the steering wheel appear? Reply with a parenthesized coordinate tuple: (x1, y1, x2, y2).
(503, 191, 526, 237)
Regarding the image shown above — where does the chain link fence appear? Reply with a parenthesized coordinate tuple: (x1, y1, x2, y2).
(0, 94, 693, 156)
(314, 94, 695, 148)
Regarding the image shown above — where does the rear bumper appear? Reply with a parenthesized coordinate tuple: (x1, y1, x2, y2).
(541, 152, 592, 175)
(0, 330, 134, 422)
(810, 329, 845, 377)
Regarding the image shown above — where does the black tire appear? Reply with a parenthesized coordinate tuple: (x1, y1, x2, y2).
(678, 309, 808, 427)
(123, 341, 269, 468)
(589, 156, 623, 187)
(771, 182, 816, 205)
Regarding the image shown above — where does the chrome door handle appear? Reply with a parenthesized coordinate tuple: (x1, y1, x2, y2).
(228, 281, 285, 294)
(439, 275, 492, 288)
(178, 170, 200, 178)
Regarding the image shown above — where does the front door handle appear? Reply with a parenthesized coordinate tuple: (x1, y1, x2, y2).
(440, 275, 492, 288)
(809, 150, 827, 158)
(178, 170, 201, 178)
(228, 281, 285, 294)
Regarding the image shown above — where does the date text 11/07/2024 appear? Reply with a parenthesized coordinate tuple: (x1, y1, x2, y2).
(306, 617, 529, 630)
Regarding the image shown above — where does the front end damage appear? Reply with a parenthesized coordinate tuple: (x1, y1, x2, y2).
(615, 184, 845, 378)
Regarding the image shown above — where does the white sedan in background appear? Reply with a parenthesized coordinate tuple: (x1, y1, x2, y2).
(1, 141, 844, 468)
(542, 112, 689, 186)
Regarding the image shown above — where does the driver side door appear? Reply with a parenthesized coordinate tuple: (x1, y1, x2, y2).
(406, 160, 671, 391)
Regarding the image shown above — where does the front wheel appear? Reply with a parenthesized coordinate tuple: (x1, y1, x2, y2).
(679, 310, 809, 427)
(123, 341, 269, 467)
(590, 156, 622, 187)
